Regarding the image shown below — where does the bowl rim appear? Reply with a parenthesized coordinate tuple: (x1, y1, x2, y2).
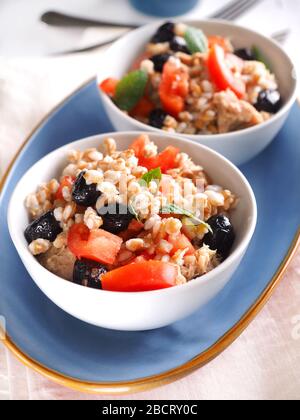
(8, 131, 257, 298)
(98, 18, 298, 140)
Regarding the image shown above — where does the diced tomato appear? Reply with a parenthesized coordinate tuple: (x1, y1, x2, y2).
(130, 136, 179, 173)
(55, 176, 75, 201)
(68, 223, 122, 265)
(101, 261, 178, 292)
(131, 96, 155, 118)
(130, 134, 150, 159)
(208, 35, 231, 52)
(208, 44, 246, 99)
(159, 89, 185, 117)
(100, 78, 119, 96)
(162, 60, 189, 97)
(168, 233, 195, 256)
(118, 220, 144, 241)
(159, 60, 189, 117)
(142, 146, 180, 173)
(158, 146, 180, 172)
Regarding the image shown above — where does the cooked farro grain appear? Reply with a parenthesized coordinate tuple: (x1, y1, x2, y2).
(140, 59, 155, 75)
(104, 137, 117, 155)
(29, 239, 51, 256)
(84, 170, 104, 185)
(53, 232, 67, 249)
(126, 238, 145, 252)
(156, 239, 174, 255)
(164, 218, 182, 235)
(84, 207, 103, 230)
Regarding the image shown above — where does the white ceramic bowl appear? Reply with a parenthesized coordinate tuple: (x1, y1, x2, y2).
(97, 20, 297, 165)
(8, 132, 257, 331)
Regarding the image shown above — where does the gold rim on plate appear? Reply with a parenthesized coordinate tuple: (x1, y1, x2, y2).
(1, 79, 299, 395)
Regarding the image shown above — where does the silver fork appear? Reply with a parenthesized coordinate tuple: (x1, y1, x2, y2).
(49, 0, 267, 55)
(42, 0, 263, 29)
(271, 29, 290, 44)
(210, 0, 263, 20)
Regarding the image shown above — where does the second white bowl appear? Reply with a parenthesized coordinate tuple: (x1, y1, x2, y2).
(97, 20, 297, 165)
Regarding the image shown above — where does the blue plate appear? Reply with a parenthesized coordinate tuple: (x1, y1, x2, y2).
(0, 80, 299, 394)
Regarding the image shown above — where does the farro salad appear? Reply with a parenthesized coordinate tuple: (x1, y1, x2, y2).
(24, 135, 237, 292)
(100, 22, 281, 135)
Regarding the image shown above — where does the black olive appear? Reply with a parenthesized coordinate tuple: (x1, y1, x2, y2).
(72, 171, 101, 207)
(203, 215, 235, 260)
(254, 89, 282, 113)
(150, 53, 171, 72)
(151, 22, 175, 43)
(170, 36, 191, 54)
(73, 259, 107, 289)
(24, 211, 62, 244)
(234, 48, 255, 61)
(98, 203, 134, 234)
(149, 108, 168, 129)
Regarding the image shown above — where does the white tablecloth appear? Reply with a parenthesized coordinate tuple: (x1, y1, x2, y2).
(1, 0, 300, 401)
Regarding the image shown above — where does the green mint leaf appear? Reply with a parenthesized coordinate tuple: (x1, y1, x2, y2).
(114, 70, 148, 111)
(161, 203, 212, 233)
(184, 26, 208, 54)
(139, 167, 162, 187)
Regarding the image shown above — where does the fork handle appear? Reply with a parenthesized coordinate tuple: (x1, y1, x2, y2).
(41, 11, 140, 29)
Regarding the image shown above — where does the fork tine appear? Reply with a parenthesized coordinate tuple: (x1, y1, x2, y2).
(224, 0, 263, 21)
(212, 0, 263, 21)
(272, 29, 290, 44)
(211, 0, 249, 19)
(273, 34, 285, 43)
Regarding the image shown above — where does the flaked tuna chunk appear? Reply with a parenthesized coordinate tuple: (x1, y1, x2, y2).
(213, 89, 264, 133)
(38, 245, 76, 281)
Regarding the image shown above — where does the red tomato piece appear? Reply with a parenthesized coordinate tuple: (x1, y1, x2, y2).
(208, 44, 246, 99)
(130, 96, 155, 118)
(101, 261, 178, 292)
(159, 89, 185, 117)
(163, 60, 189, 97)
(68, 223, 122, 265)
(129, 136, 179, 173)
(157, 146, 180, 173)
(55, 176, 75, 201)
(100, 78, 119, 96)
(130, 134, 150, 159)
(141, 146, 180, 173)
(168, 233, 195, 256)
(159, 60, 189, 117)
